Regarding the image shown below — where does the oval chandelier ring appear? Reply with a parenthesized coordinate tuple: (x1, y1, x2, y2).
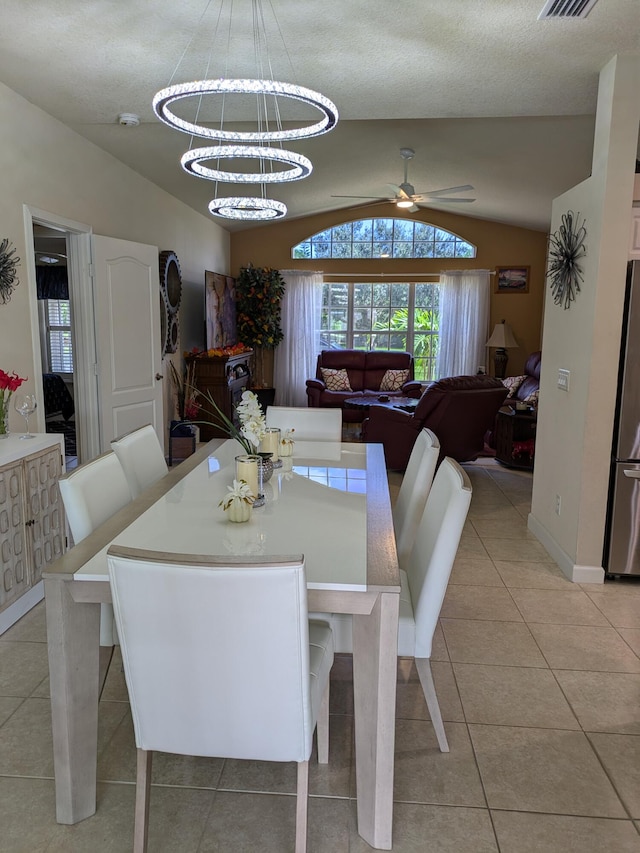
(181, 146, 312, 183)
(208, 197, 287, 220)
(153, 78, 339, 142)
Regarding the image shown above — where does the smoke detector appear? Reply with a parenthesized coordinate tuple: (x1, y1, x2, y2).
(117, 113, 140, 127)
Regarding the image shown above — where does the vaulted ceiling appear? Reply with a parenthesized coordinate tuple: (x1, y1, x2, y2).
(1, 0, 638, 232)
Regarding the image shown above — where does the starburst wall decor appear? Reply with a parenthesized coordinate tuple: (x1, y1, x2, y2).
(0, 238, 20, 305)
(547, 211, 587, 310)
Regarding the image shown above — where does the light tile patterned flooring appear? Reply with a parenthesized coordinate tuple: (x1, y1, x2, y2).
(1, 461, 640, 851)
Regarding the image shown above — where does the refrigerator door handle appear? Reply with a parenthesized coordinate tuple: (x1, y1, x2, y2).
(623, 469, 640, 479)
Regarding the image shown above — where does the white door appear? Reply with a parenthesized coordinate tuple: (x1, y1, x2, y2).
(92, 236, 163, 452)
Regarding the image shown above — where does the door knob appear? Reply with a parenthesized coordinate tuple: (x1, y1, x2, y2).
(155, 373, 164, 380)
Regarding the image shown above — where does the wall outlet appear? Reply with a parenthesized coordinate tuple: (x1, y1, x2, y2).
(555, 494, 561, 515)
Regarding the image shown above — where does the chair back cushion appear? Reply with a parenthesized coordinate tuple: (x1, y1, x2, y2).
(316, 350, 366, 392)
(514, 351, 542, 403)
(393, 429, 440, 565)
(413, 375, 509, 462)
(404, 458, 472, 658)
(267, 406, 342, 441)
(363, 351, 414, 392)
(111, 424, 168, 498)
(107, 549, 330, 764)
(58, 452, 132, 542)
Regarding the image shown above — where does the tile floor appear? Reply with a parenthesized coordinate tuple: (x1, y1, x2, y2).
(1, 461, 640, 851)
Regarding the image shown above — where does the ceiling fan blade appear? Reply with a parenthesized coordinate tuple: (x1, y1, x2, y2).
(330, 194, 389, 200)
(407, 204, 420, 213)
(417, 197, 476, 205)
(387, 183, 411, 199)
(417, 184, 475, 197)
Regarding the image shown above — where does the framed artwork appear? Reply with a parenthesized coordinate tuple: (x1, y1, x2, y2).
(495, 266, 530, 294)
(205, 271, 237, 349)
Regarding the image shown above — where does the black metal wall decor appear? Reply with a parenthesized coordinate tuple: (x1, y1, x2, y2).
(547, 210, 587, 310)
(0, 238, 20, 304)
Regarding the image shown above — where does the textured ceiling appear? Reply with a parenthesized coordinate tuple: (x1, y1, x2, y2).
(1, 0, 638, 232)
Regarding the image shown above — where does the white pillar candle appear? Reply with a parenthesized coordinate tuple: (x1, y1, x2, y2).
(235, 455, 259, 498)
(260, 428, 280, 461)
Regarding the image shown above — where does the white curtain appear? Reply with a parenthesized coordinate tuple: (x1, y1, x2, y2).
(435, 270, 491, 378)
(273, 270, 323, 406)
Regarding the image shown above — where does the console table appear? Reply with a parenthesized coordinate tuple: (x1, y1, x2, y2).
(186, 351, 252, 441)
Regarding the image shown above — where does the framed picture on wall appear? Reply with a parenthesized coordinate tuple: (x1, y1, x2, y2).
(495, 266, 529, 293)
(205, 271, 237, 349)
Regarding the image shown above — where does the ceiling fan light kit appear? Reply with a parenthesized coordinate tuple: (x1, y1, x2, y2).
(152, 1, 338, 221)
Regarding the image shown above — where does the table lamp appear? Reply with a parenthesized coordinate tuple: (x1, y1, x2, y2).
(486, 320, 518, 379)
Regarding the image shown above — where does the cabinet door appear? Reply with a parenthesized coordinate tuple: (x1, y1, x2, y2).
(0, 461, 29, 612)
(24, 447, 66, 586)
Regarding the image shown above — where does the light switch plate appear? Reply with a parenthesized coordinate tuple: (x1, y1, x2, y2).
(558, 368, 570, 391)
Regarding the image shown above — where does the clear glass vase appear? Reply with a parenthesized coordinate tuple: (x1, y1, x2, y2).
(0, 404, 9, 439)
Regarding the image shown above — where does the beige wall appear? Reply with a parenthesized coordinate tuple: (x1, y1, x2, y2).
(0, 82, 229, 433)
(230, 203, 548, 376)
(530, 55, 640, 581)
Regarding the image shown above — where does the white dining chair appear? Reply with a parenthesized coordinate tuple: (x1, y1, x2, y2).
(58, 451, 132, 645)
(315, 457, 471, 752)
(266, 406, 342, 441)
(106, 546, 334, 853)
(393, 428, 440, 566)
(110, 424, 168, 499)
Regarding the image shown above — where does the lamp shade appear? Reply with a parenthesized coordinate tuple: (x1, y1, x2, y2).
(486, 321, 518, 349)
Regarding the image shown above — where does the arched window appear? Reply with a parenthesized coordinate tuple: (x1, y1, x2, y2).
(292, 218, 476, 259)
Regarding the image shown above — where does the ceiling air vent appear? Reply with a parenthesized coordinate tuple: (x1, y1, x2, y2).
(538, 0, 599, 19)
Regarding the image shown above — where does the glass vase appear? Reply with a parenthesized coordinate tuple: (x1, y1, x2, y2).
(258, 452, 274, 484)
(0, 404, 8, 439)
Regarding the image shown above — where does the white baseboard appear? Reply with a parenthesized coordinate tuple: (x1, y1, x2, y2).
(527, 514, 605, 584)
(0, 581, 44, 635)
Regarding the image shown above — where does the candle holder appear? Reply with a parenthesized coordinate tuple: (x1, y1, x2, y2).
(261, 427, 282, 468)
(235, 454, 260, 499)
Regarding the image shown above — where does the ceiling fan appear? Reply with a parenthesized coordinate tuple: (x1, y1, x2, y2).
(331, 147, 476, 212)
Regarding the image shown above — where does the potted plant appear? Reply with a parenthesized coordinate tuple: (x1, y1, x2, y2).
(235, 264, 285, 396)
(167, 360, 200, 462)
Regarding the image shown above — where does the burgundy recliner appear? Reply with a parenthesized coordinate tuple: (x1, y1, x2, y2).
(362, 375, 509, 470)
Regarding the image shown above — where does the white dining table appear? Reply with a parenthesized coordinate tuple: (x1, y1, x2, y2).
(43, 439, 400, 850)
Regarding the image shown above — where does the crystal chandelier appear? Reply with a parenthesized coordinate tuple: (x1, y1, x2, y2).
(152, 0, 338, 221)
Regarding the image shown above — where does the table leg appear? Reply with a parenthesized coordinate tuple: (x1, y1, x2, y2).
(352, 590, 399, 850)
(45, 578, 101, 824)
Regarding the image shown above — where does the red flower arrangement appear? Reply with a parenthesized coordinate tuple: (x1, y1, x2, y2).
(0, 369, 27, 436)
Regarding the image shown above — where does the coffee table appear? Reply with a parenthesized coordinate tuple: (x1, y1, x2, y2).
(344, 394, 420, 414)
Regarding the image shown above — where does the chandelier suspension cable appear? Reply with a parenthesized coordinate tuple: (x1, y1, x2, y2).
(153, 0, 338, 220)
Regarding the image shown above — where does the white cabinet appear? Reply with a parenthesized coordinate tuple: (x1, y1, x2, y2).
(0, 434, 65, 633)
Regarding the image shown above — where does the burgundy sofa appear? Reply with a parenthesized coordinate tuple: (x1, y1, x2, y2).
(306, 350, 422, 423)
(362, 374, 509, 470)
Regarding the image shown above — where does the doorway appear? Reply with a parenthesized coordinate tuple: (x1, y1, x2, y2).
(33, 224, 78, 466)
(25, 206, 101, 464)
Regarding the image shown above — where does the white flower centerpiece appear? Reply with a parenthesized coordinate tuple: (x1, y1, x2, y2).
(194, 387, 270, 505)
(219, 479, 255, 523)
(194, 387, 266, 456)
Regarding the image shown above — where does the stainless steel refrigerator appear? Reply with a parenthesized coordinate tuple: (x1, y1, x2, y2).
(605, 261, 640, 576)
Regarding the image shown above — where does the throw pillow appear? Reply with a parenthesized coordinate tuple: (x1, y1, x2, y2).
(502, 375, 527, 398)
(321, 367, 353, 392)
(380, 369, 410, 392)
